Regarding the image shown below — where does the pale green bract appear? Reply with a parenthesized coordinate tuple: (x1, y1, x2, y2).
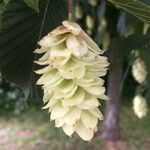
(35, 21, 109, 141)
(132, 58, 147, 84)
(133, 95, 148, 119)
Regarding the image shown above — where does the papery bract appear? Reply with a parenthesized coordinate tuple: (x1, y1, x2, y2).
(35, 21, 109, 141)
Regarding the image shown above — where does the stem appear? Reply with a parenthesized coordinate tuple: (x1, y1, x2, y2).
(68, 0, 73, 21)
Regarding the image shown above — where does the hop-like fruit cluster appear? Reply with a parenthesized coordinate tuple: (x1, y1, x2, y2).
(86, 15, 95, 30)
(35, 21, 109, 141)
(88, 0, 99, 7)
(132, 58, 147, 84)
(75, 4, 84, 19)
(133, 95, 148, 119)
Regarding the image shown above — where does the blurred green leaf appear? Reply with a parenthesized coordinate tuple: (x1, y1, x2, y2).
(139, 48, 150, 70)
(23, 0, 39, 12)
(109, 0, 150, 24)
(0, 0, 67, 97)
(0, 1, 5, 27)
(3, 0, 10, 5)
(119, 33, 150, 56)
(138, 48, 150, 92)
(140, 0, 150, 5)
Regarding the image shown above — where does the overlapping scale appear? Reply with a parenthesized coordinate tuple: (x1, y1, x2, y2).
(35, 21, 109, 141)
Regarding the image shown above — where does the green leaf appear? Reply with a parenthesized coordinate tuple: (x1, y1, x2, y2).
(139, 48, 150, 71)
(108, 0, 150, 24)
(140, 0, 150, 5)
(119, 33, 150, 57)
(3, 0, 10, 5)
(0, 0, 67, 97)
(137, 48, 150, 91)
(23, 0, 40, 12)
(0, 2, 5, 28)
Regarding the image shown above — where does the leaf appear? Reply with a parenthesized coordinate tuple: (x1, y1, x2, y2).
(3, 0, 10, 5)
(23, 0, 40, 12)
(140, 0, 150, 5)
(0, 0, 67, 97)
(0, 1, 5, 28)
(137, 48, 150, 91)
(108, 0, 150, 24)
(139, 48, 150, 70)
(119, 33, 150, 57)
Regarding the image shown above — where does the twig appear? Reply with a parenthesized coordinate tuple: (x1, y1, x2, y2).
(68, 0, 73, 21)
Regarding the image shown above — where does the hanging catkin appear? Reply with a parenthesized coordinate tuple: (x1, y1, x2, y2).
(35, 21, 109, 141)
(132, 58, 147, 84)
(133, 95, 148, 119)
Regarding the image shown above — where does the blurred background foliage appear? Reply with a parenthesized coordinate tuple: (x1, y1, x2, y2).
(0, 0, 149, 114)
(0, 73, 25, 113)
(0, 0, 149, 149)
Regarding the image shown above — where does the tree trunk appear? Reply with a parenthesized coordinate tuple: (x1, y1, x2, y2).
(101, 38, 123, 141)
